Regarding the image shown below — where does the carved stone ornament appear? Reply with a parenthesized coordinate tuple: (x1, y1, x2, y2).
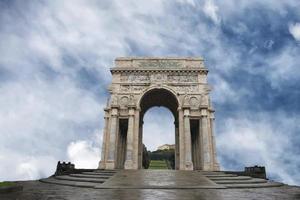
(189, 96, 199, 107)
(128, 94, 136, 106)
(183, 94, 190, 106)
(120, 96, 129, 107)
(120, 85, 146, 93)
(172, 85, 198, 93)
(137, 60, 183, 68)
(150, 73, 167, 82)
(110, 95, 118, 106)
(120, 72, 198, 83)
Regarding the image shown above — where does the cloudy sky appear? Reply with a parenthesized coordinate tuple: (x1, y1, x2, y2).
(0, 0, 300, 185)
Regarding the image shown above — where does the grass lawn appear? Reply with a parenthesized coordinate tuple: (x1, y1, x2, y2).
(149, 160, 168, 169)
(0, 182, 15, 187)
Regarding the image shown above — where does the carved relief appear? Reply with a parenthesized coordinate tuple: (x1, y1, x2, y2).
(137, 60, 183, 68)
(120, 85, 146, 93)
(120, 72, 150, 82)
(128, 94, 136, 106)
(120, 96, 129, 107)
(110, 95, 118, 106)
(183, 94, 190, 106)
(172, 85, 199, 93)
(150, 73, 167, 82)
(167, 74, 198, 82)
(201, 94, 209, 106)
(120, 72, 198, 83)
(189, 97, 199, 107)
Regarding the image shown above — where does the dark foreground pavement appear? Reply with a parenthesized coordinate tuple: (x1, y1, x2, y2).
(1, 170, 300, 200)
(1, 180, 300, 200)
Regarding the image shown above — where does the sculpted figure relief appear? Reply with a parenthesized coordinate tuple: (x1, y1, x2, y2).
(120, 72, 198, 83)
(110, 95, 118, 106)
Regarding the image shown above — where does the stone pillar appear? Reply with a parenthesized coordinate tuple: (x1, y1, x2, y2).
(183, 109, 193, 170)
(138, 121, 143, 169)
(201, 108, 211, 171)
(133, 109, 140, 169)
(178, 108, 185, 170)
(124, 108, 135, 169)
(106, 108, 118, 169)
(98, 110, 109, 169)
(175, 121, 179, 170)
(210, 113, 220, 171)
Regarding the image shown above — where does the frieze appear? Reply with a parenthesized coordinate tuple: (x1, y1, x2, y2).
(120, 72, 198, 83)
(167, 74, 197, 82)
(137, 60, 183, 68)
(172, 85, 199, 93)
(120, 85, 146, 93)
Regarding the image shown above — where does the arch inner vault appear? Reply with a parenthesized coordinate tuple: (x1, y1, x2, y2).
(99, 57, 220, 171)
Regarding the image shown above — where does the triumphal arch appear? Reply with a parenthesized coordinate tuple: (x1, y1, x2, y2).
(98, 57, 220, 171)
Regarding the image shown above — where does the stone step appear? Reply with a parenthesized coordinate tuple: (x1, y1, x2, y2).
(223, 181, 284, 188)
(94, 170, 117, 173)
(205, 174, 238, 177)
(69, 174, 111, 179)
(215, 178, 267, 184)
(209, 176, 252, 181)
(199, 171, 226, 175)
(40, 178, 97, 188)
(82, 172, 116, 176)
(54, 175, 106, 183)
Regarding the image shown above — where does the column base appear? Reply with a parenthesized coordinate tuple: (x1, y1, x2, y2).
(213, 163, 220, 171)
(105, 161, 115, 169)
(98, 160, 106, 169)
(203, 163, 214, 171)
(184, 161, 194, 170)
(124, 160, 133, 169)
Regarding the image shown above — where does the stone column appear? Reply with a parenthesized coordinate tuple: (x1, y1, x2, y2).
(106, 108, 118, 169)
(133, 109, 140, 169)
(124, 108, 135, 169)
(201, 108, 211, 171)
(175, 121, 179, 170)
(210, 113, 220, 171)
(178, 108, 185, 170)
(183, 109, 193, 170)
(98, 110, 109, 169)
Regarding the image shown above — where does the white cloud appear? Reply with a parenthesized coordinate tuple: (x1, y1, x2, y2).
(203, 0, 221, 24)
(0, 0, 299, 185)
(0, 153, 57, 181)
(217, 113, 300, 185)
(143, 107, 175, 151)
(289, 22, 300, 41)
(67, 139, 100, 169)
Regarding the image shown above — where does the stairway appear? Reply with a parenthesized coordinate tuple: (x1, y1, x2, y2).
(200, 171, 284, 188)
(40, 170, 117, 188)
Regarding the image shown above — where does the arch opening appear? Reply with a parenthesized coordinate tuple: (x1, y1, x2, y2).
(138, 88, 180, 169)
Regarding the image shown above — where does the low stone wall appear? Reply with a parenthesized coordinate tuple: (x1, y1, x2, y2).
(224, 165, 266, 179)
(54, 161, 94, 176)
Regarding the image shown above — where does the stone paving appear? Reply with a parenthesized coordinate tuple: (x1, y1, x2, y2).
(1, 170, 300, 200)
(1, 181, 300, 200)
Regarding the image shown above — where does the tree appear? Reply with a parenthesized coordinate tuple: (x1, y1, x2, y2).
(142, 144, 150, 169)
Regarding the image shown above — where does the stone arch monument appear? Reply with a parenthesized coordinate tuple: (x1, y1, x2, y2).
(98, 57, 220, 171)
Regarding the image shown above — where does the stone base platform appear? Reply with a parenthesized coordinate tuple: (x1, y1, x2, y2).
(40, 170, 283, 189)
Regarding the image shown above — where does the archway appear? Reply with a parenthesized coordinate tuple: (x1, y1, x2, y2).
(98, 57, 220, 171)
(138, 88, 179, 169)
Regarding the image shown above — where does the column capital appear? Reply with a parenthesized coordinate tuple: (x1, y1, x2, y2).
(183, 108, 190, 117)
(111, 108, 119, 116)
(209, 112, 215, 119)
(128, 108, 135, 116)
(200, 108, 208, 117)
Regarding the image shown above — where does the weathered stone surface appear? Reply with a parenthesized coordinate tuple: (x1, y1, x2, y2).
(100, 57, 219, 171)
(1, 171, 299, 200)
